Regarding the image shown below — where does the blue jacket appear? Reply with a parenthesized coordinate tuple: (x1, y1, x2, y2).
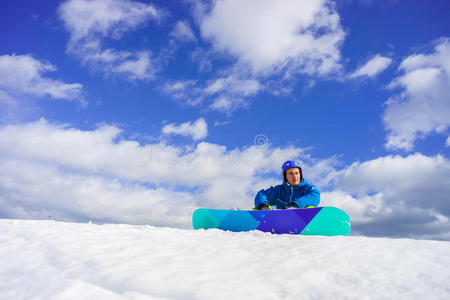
(254, 180, 320, 209)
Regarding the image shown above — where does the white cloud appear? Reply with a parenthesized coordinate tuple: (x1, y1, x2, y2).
(214, 120, 232, 127)
(383, 38, 450, 151)
(58, 0, 159, 43)
(0, 158, 195, 227)
(204, 75, 262, 113)
(326, 153, 450, 239)
(161, 0, 345, 114)
(199, 0, 345, 76)
(0, 90, 17, 106)
(163, 75, 262, 114)
(1, 120, 449, 239)
(58, 0, 160, 81)
(170, 21, 197, 42)
(204, 76, 262, 97)
(209, 96, 247, 114)
(162, 80, 203, 106)
(163, 81, 193, 96)
(0, 120, 307, 221)
(112, 51, 154, 81)
(349, 54, 392, 78)
(446, 137, 450, 147)
(0, 54, 84, 104)
(162, 118, 208, 141)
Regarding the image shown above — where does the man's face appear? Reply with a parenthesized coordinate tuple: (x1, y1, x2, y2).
(285, 167, 301, 185)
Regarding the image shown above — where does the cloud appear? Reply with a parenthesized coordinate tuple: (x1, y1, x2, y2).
(214, 120, 232, 127)
(58, 0, 159, 43)
(349, 54, 392, 78)
(325, 153, 450, 240)
(204, 75, 262, 113)
(111, 51, 154, 81)
(0, 90, 17, 106)
(1, 120, 449, 239)
(162, 118, 208, 141)
(204, 76, 262, 97)
(0, 158, 196, 227)
(199, 0, 345, 77)
(383, 37, 450, 151)
(0, 119, 309, 226)
(58, 0, 161, 81)
(0, 54, 84, 105)
(209, 96, 249, 115)
(447, 137, 450, 147)
(170, 21, 197, 43)
(160, 0, 344, 114)
(162, 75, 262, 114)
(162, 80, 203, 106)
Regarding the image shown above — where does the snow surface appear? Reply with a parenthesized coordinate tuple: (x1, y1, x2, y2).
(1, 219, 449, 300)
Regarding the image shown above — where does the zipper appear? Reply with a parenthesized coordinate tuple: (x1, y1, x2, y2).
(290, 186, 293, 203)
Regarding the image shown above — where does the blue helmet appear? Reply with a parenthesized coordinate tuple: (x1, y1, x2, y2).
(282, 160, 303, 183)
(282, 160, 301, 171)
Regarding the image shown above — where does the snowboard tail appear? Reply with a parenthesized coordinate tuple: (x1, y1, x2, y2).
(192, 206, 351, 236)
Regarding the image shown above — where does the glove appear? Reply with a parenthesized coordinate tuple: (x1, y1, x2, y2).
(284, 203, 299, 209)
(257, 203, 271, 210)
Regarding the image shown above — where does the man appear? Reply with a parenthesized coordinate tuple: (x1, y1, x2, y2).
(254, 160, 320, 210)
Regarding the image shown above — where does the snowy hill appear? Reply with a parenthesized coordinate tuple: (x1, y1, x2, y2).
(1, 219, 449, 299)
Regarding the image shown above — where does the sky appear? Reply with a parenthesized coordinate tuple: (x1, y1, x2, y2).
(0, 0, 449, 240)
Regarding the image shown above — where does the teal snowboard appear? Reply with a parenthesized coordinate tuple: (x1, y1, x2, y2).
(192, 206, 351, 236)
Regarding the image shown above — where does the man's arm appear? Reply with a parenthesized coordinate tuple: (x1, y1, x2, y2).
(293, 184, 320, 208)
(254, 186, 278, 208)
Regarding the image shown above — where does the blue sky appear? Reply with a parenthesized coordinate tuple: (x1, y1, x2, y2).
(1, 0, 450, 240)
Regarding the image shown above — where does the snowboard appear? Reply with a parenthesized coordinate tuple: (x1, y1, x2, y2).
(192, 206, 351, 236)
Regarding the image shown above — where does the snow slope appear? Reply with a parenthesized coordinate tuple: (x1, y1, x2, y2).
(1, 219, 449, 300)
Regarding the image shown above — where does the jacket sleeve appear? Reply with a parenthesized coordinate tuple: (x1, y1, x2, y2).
(293, 184, 320, 208)
(254, 186, 278, 208)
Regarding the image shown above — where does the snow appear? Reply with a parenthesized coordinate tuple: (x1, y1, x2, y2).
(1, 219, 449, 299)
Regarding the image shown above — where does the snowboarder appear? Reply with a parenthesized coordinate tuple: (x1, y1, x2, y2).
(254, 160, 320, 210)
